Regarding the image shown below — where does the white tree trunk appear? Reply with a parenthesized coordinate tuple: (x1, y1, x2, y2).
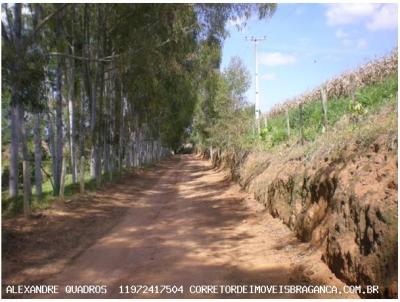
(67, 54, 77, 183)
(33, 113, 42, 197)
(47, 109, 57, 194)
(80, 156, 85, 193)
(59, 157, 66, 198)
(54, 14, 63, 195)
(19, 109, 31, 215)
(22, 160, 31, 217)
(9, 102, 20, 198)
(8, 4, 22, 199)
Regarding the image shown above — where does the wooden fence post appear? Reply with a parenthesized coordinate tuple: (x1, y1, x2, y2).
(299, 103, 304, 145)
(285, 108, 290, 137)
(349, 74, 356, 108)
(59, 158, 66, 198)
(80, 156, 85, 193)
(23, 160, 31, 217)
(320, 87, 328, 132)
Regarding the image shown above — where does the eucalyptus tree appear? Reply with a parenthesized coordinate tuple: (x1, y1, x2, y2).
(191, 3, 276, 153)
(2, 3, 277, 214)
(63, 5, 79, 184)
(2, 3, 23, 199)
(2, 3, 51, 212)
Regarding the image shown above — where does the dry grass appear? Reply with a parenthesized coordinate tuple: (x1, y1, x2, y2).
(265, 49, 398, 118)
(233, 99, 398, 217)
(252, 99, 397, 170)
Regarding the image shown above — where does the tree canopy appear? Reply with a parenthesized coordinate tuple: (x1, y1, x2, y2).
(1, 3, 276, 214)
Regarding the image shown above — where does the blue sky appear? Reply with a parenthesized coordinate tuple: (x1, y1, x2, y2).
(221, 3, 398, 113)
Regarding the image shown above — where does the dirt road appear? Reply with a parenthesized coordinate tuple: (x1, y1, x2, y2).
(4, 155, 358, 298)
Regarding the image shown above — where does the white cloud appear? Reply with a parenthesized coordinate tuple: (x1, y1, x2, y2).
(366, 4, 397, 31)
(356, 38, 367, 49)
(325, 4, 378, 26)
(325, 4, 398, 31)
(261, 73, 277, 81)
(338, 36, 368, 49)
(335, 27, 367, 48)
(335, 28, 349, 39)
(259, 52, 297, 66)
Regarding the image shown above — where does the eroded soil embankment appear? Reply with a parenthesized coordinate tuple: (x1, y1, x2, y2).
(211, 129, 398, 298)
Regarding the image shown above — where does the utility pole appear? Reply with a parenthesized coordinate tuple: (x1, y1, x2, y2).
(246, 36, 266, 135)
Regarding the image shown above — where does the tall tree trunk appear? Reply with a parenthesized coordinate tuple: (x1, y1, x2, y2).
(33, 113, 42, 197)
(66, 49, 77, 183)
(134, 116, 139, 167)
(92, 4, 105, 184)
(81, 4, 93, 180)
(31, 2, 43, 198)
(54, 5, 64, 195)
(79, 83, 86, 193)
(90, 78, 97, 178)
(79, 4, 89, 178)
(9, 102, 20, 198)
(47, 103, 56, 192)
(133, 131, 138, 168)
(110, 71, 115, 174)
(113, 71, 122, 175)
(54, 49, 63, 195)
(59, 157, 66, 198)
(96, 63, 104, 185)
(103, 70, 111, 176)
(8, 3, 22, 199)
(19, 108, 31, 216)
(90, 6, 100, 180)
(119, 93, 125, 175)
(79, 83, 85, 162)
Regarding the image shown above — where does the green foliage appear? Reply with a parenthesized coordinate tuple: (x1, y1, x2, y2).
(224, 56, 251, 107)
(260, 125, 288, 148)
(109, 4, 207, 150)
(2, 169, 101, 217)
(2, 44, 47, 112)
(260, 73, 398, 147)
(191, 56, 254, 151)
(188, 4, 276, 152)
(194, 3, 276, 40)
(1, 3, 278, 212)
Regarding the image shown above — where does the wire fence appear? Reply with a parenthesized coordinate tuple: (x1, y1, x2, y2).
(259, 49, 398, 146)
(264, 48, 398, 119)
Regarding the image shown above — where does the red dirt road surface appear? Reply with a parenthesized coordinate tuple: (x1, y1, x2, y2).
(2, 155, 358, 298)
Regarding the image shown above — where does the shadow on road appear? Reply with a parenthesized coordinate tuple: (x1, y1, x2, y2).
(2, 155, 349, 299)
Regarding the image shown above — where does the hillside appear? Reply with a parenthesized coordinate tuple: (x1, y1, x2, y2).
(259, 50, 397, 148)
(208, 70, 398, 297)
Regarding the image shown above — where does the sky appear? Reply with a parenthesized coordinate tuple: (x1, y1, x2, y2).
(221, 3, 398, 114)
